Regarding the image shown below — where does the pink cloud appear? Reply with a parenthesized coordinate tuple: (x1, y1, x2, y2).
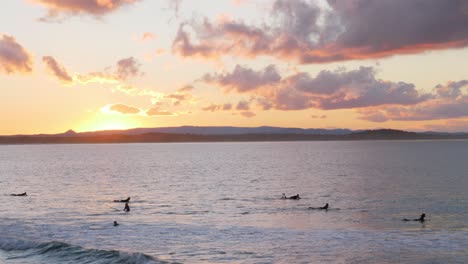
(0, 35, 33, 74)
(42, 56, 73, 82)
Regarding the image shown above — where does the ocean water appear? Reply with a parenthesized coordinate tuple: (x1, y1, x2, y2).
(0, 140, 467, 263)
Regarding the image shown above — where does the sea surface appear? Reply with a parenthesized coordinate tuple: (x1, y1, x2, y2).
(0, 140, 467, 263)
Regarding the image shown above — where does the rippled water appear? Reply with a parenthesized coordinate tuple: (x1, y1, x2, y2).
(1, 141, 467, 263)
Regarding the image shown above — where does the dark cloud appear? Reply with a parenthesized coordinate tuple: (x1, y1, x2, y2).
(435, 80, 468, 98)
(308, 67, 432, 110)
(109, 104, 141, 114)
(236, 100, 250, 110)
(173, 0, 468, 63)
(222, 103, 232, 110)
(203, 64, 281, 92)
(0, 35, 33, 74)
(359, 80, 468, 122)
(34, 0, 140, 21)
(115, 57, 142, 80)
(42, 56, 73, 82)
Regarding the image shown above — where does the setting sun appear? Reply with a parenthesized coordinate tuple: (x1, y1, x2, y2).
(77, 114, 141, 132)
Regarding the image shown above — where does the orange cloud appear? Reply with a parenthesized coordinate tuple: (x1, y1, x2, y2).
(141, 32, 156, 42)
(107, 104, 142, 115)
(146, 106, 174, 116)
(33, 0, 141, 20)
(0, 35, 33, 74)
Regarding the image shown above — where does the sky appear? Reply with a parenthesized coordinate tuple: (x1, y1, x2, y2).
(1, 0, 467, 135)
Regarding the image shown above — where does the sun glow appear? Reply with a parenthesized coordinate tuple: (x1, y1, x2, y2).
(77, 114, 141, 132)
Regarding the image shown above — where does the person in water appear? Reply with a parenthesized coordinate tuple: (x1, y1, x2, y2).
(11, 192, 27, 196)
(309, 203, 329, 210)
(123, 202, 130, 212)
(289, 194, 301, 200)
(281, 193, 301, 200)
(320, 203, 329, 210)
(113, 221, 119, 226)
(403, 213, 425, 222)
(114, 197, 130, 203)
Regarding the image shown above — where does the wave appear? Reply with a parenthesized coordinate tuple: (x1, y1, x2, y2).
(0, 237, 169, 264)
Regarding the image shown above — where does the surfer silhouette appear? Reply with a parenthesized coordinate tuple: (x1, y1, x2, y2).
(113, 221, 119, 226)
(282, 193, 301, 200)
(309, 203, 329, 210)
(114, 197, 130, 203)
(123, 202, 130, 212)
(10, 192, 27, 196)
(403, 213, 425, 222)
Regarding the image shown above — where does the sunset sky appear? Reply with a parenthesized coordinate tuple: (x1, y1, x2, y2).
(1, 0, 467, 135)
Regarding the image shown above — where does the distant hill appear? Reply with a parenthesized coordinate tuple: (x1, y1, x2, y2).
(0, 127, 467, 144)
(76, 126, 353, 136)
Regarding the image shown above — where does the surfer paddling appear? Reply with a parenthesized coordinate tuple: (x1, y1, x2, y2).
(403, 213, 426, 222)
(309, 203, 329, 210)
(10, 192, 27, 196)
(281, 193, 301, 200)
(113, 197, 130, 203)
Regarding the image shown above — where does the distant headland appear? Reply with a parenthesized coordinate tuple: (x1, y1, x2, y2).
(0, 126, 467, 144)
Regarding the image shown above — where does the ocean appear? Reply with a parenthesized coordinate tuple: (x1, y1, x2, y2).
(1, 140, 467, 263)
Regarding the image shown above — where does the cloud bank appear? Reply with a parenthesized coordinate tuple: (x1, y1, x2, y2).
(203, 65, 432, 111)
(173, 0, 468, 63)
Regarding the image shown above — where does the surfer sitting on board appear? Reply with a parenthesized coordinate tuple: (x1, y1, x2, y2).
(113, 221, 119, 226)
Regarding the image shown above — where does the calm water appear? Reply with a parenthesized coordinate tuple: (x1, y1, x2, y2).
(0, 141, 467, 263)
